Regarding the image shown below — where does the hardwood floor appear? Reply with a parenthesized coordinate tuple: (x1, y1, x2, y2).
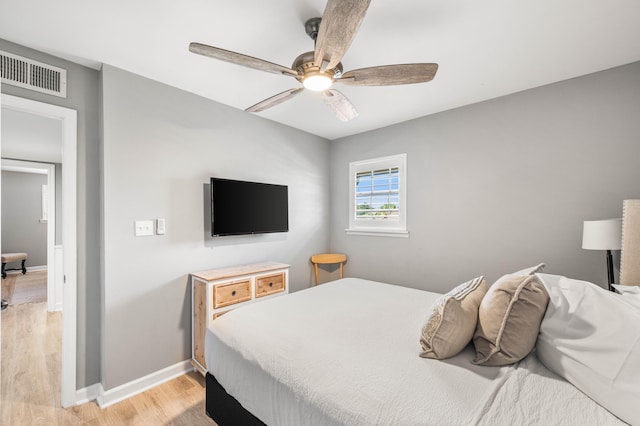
(1, 284, 216, 425)
(57, 372, 213, 425)
(1, 271, 48, 305)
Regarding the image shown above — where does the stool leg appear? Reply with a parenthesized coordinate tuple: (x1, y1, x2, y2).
(21, 259, 27, 275)
(2, 263, 6, 279)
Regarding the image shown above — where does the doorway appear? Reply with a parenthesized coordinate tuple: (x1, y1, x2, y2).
(0, 94, 77, 407)
(1, 159, 58, 310)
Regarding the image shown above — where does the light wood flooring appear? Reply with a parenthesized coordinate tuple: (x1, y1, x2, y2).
(1, 272, 216, 425)
(1, 270, 48, 305)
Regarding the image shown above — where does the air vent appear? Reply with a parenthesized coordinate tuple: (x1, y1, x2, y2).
(0, 50, 67, 98)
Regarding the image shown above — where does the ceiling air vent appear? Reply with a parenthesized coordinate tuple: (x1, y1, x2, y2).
(0, 50, 67, 98)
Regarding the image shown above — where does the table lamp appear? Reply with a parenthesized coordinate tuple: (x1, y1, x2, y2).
(582, 218, 622, 291)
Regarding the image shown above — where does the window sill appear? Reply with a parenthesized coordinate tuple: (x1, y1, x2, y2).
(345, 228, 409, 238)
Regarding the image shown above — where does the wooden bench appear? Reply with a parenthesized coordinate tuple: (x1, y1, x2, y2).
(1, 252, 28, 279)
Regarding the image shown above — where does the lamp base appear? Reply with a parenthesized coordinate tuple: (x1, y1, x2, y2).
(606, 249, 615, 292)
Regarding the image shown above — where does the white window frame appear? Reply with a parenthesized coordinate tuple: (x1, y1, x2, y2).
(40, 184, 49, 222)
(346, 153, 408, 237)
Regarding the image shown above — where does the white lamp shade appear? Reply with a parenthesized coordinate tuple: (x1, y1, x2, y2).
(582, 218, 622, 250)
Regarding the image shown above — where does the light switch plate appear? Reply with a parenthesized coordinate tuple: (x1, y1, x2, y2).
(135, 220, 154, 236)
(156, 218, 166, 235)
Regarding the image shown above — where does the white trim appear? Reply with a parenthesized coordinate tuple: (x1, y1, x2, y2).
(345, 228, 410, 238)
(27, 265, 47, 271)
(41, 183, 49, 221)
(54, 245, 63, 311)
(3, 265, 47, 274)
(1, 94, 78, 408)
(1, 163, 48, 174)
(97, 361, 194, 408)
(75, 383, 101, 405)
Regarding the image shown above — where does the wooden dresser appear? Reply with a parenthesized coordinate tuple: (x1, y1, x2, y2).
(190, 261, 290, 375)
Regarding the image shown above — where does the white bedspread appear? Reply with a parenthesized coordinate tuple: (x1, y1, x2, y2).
(206, 278, 624, 425)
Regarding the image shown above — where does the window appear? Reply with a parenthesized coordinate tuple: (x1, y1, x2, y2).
(347, 154, 408, 237)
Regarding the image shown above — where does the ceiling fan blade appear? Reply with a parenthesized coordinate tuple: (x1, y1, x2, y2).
(339, 63, 439, 86)
(189, 42, 298, 77)
(321, 89, 358, 122)
(314, 0, 371, 71)
(245, 88, 304, 113)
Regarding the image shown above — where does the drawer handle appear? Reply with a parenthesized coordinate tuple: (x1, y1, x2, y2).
(231, 290, 236, 296)
(269, 282, 273, 287)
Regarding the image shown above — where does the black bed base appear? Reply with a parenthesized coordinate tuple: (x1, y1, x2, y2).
(206, 372, 266, 426)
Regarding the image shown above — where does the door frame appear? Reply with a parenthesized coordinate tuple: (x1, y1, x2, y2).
(1, 94, 77, 407)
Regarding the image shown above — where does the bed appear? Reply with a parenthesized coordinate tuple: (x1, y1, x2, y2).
(203, 201, 640, 425)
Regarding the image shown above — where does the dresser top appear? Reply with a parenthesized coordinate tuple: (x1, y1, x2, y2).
(191, 261, 290, 282)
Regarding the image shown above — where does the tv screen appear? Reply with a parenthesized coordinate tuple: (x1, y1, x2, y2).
(211, 178, 289, 237)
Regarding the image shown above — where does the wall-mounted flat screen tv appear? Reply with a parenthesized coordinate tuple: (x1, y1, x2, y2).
(211, 178, 289, 237)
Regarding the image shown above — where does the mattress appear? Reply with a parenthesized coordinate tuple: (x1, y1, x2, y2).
(206, 278, 623, 425)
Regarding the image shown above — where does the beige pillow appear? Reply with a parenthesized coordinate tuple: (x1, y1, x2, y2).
(420, 276, 487, 360)
(472, 274, 550, 366)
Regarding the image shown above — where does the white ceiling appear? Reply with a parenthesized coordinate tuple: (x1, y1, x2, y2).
(1, 0, 639, 140)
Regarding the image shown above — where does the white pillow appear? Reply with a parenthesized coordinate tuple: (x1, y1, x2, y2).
(612, 284, 640, 294)
(536, 274, 640, 425)
(612, 284, 640, 309)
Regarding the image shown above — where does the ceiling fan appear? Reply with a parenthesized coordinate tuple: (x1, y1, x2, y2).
(189, 0, 438, 122)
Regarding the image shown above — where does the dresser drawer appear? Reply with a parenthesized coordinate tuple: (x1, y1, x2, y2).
(213, 280, 251, 308)
(256, 273, 285, 298)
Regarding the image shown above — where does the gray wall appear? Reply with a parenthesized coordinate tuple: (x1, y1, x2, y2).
(330, 61, 640, 293)
(100, 65, 330, 390)
(1, 171, 47, 266)
(0, 38, 101, 388)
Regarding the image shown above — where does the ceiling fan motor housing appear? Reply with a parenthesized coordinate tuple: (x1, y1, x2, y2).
(292, 51, 343, 84)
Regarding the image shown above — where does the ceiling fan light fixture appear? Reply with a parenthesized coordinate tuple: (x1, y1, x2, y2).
(303, 72, 333, 91)
(190, 2, 438, 121)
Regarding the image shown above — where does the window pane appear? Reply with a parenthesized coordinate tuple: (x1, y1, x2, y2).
(348, 154, 407, 234)
(354, 167, 400, 220)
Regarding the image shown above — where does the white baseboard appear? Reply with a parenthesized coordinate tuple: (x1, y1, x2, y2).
(76, 383, 101, 405)
(96, 360, 194, 408)
(4, 265, 47, 275)
(27, 265, 47, 272)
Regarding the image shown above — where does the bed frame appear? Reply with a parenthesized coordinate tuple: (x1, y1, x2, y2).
(205, 372, 265, 426)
